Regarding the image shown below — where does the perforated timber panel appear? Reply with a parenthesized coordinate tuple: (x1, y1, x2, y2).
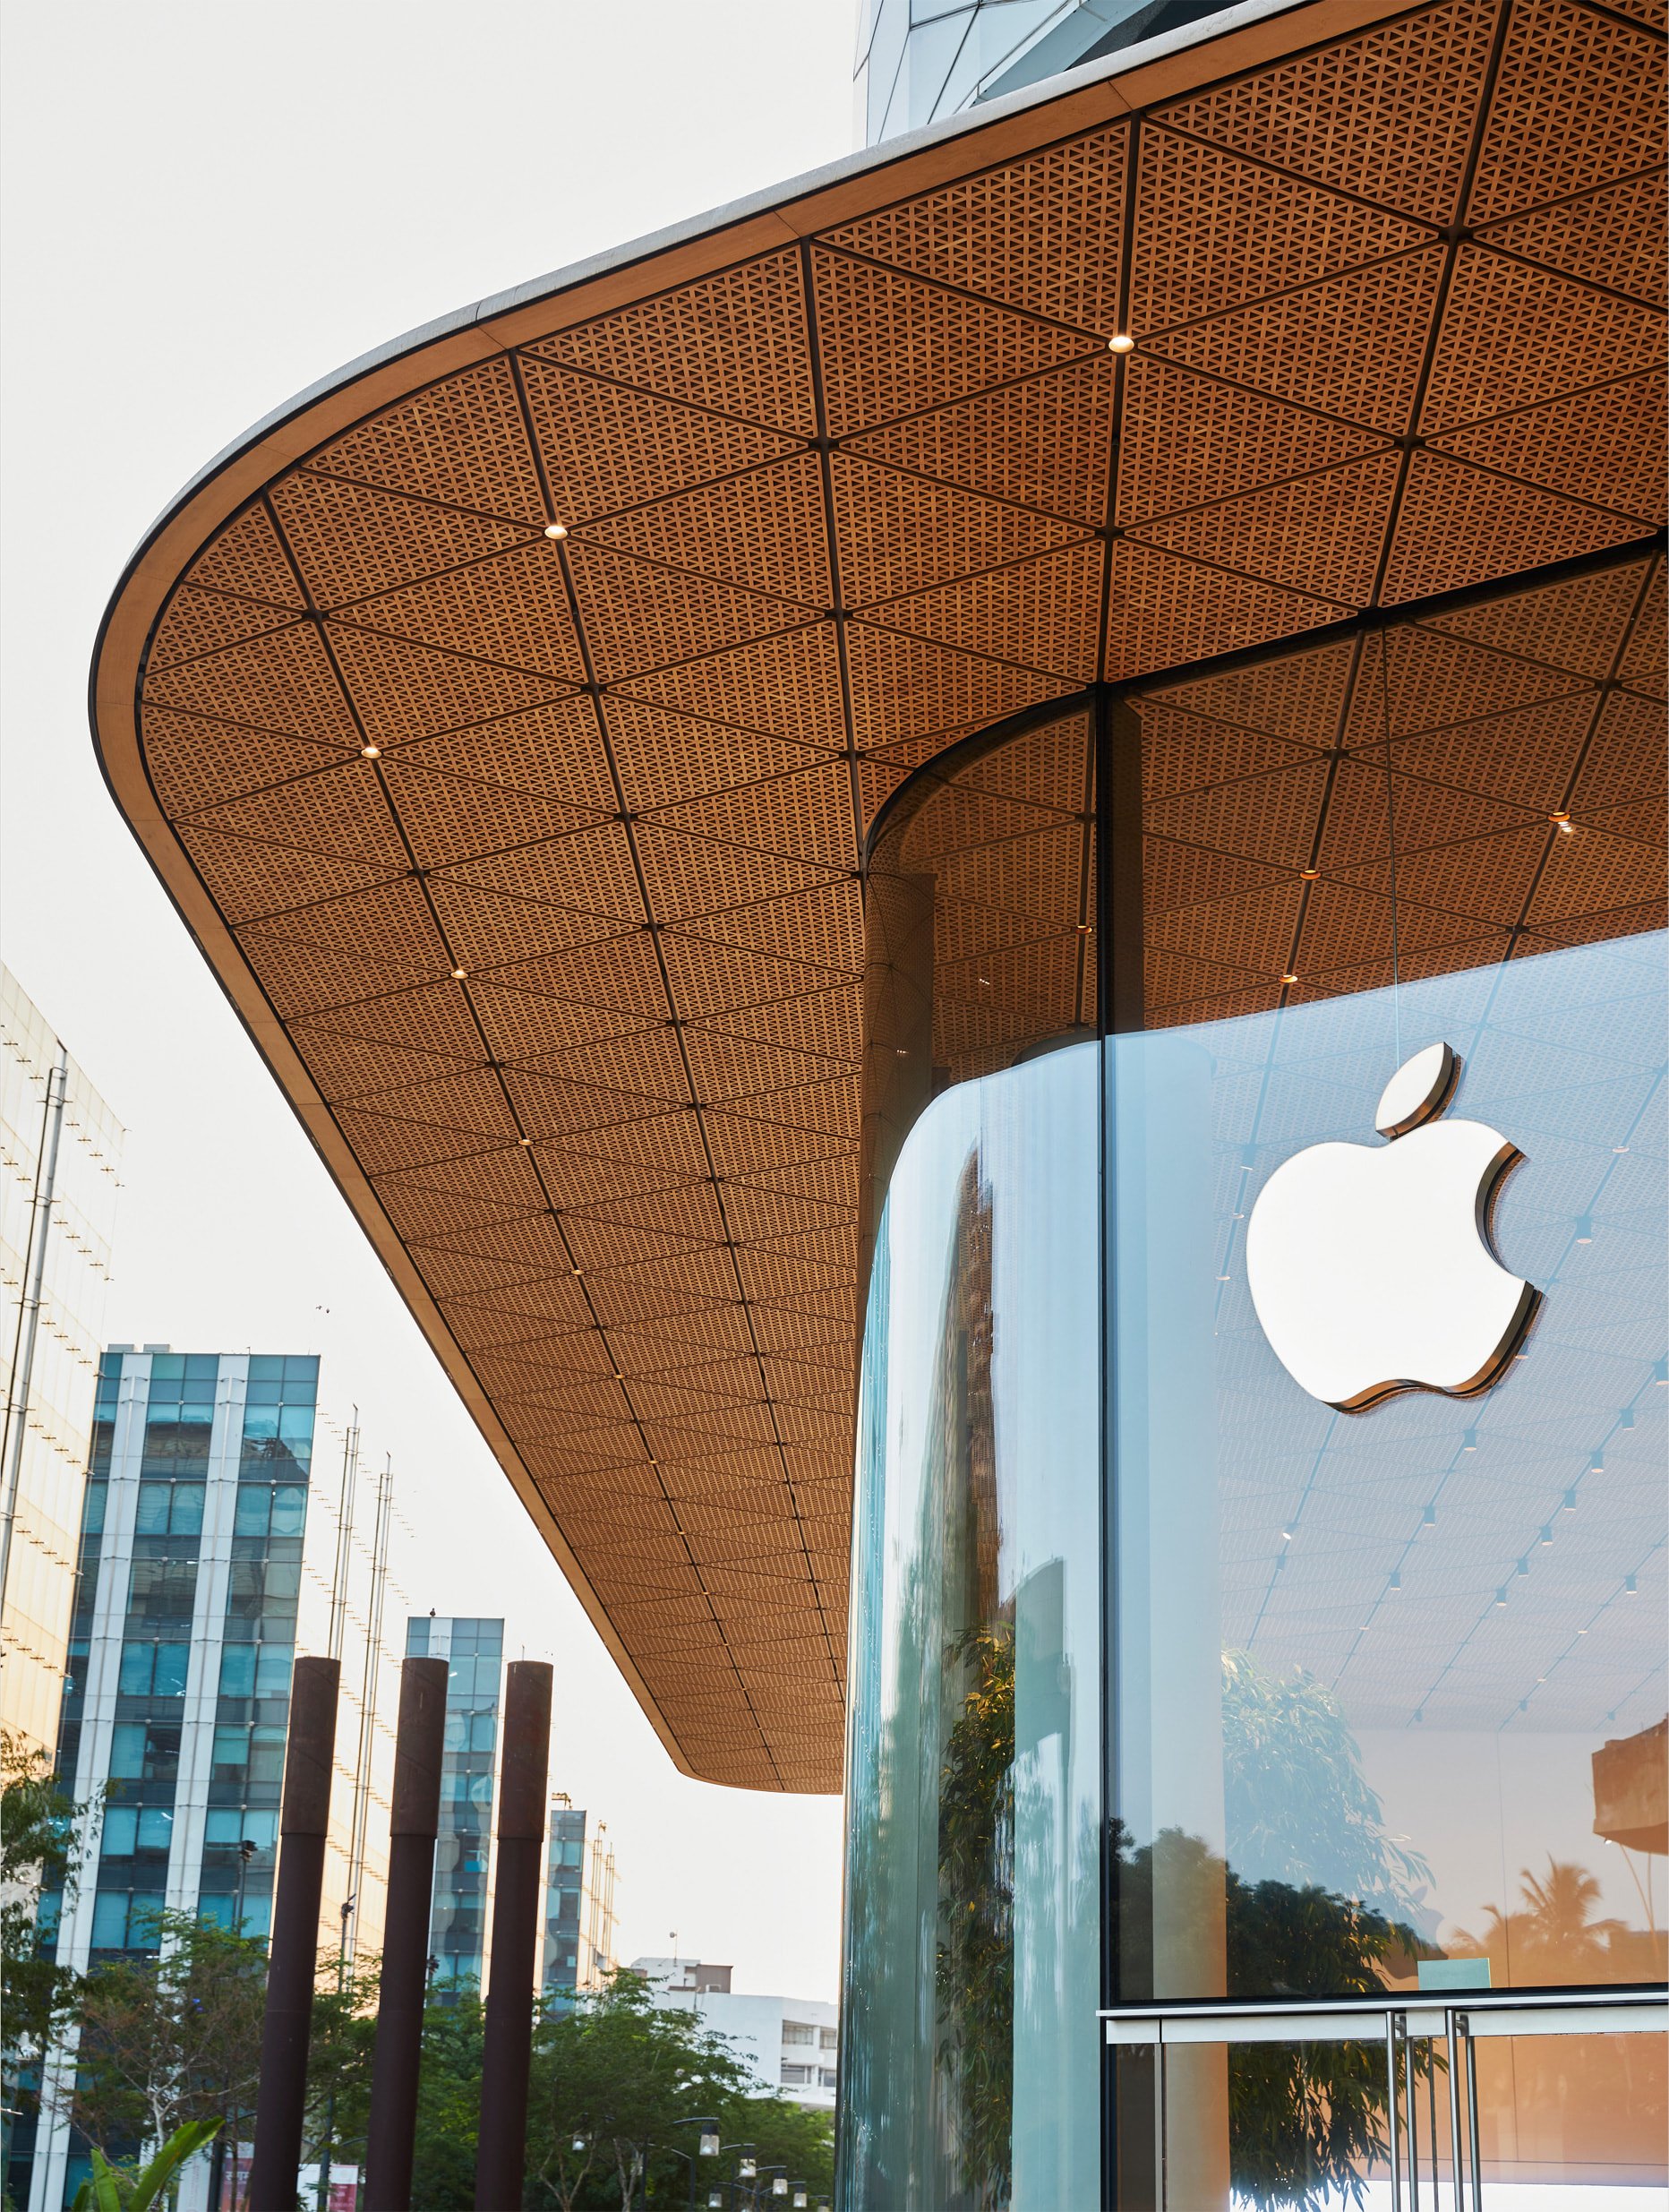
(124, 0, 1664, 1789)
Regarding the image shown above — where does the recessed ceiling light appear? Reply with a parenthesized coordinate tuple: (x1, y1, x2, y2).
(1300, 868, 1320, 881)
(518, 1136, 533, 1148)
(361, 743, 381, 759)
(1108, 334, 1136, 354)
(543, 522, 568, 540)
(1550, 810, 1573, 832)
(1280, 973, 1298, 985)
(450, 967, 467, 981)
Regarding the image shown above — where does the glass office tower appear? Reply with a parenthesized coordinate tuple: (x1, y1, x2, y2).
(542, 1796, 621, 2005)
(21, 1349, 407, 2212)
(842, 552, 1666, 2206)
(855, 0, 1231, 145)
(0, 966, 124, 1753)
(407, 1615, 503, 1991)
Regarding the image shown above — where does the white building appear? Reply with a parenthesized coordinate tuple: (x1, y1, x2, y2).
(631, 1957, 837, 2110)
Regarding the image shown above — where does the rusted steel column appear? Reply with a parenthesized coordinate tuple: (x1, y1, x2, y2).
(475, 1661, 553, 2211)
(364, 1656, 448, 2212)
(248, 1657, 339, 2212)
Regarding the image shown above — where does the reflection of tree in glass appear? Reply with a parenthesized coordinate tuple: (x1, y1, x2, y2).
(1111, 1825, 1427, 2212)
(937, 1622, 1014, 2212)
(1453, 1856, 1627, 1985)
(1223, 1650, 1432, 1925)
(928, 1156, 1013, 2211)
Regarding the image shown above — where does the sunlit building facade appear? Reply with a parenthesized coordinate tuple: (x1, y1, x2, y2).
(407, 1613, 503, 1990)
(0, 968, 123, 1753)
(21, 1350, 407, 2212)
(86, 0, 1666, 2196)
(541, 1794, 620, 2004)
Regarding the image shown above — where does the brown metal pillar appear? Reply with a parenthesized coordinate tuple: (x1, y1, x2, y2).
(364, 1655, 448, 2212)
(248, 1656, 339, 2212)
(475, 1660, 553, 2211)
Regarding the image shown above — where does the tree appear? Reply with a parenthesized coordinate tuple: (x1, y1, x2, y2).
(523, 1970, 834, 2210)
(65, 1913, 265, 2165)
(2, 1734, 91, 2081)
(301, 1952, 381, 2202)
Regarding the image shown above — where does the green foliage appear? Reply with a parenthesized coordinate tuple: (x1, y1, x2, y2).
(301, 1952, 382, 2193)
(67, 2120, 220, 2212)
(1, 1731, 91, 2084)
(1222, 1650, 1433, 1916)
(67, 1912, 265, 2165)
(934, 1622, 1014, 2212)
(524, 1969, 833, 2210)
(412, 1988, 487, 2211)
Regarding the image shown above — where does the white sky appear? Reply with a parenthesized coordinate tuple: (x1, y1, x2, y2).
(1, 0, 858, 2002)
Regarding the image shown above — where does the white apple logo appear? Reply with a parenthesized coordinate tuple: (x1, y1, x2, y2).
(1246, 1042, 1539, 1412)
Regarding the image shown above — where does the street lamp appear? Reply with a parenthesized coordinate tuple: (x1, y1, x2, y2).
(672, 2120, 722, 2212)
(792, 2189, 809, 2209)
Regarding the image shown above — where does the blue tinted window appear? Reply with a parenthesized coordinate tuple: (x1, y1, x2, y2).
(278, 1405, 314, 1447)
(248, 1356, 284, 1383)
(270, 1486, 306, 1537)
(118, 1644, 153, 1696)
(212, 1728, 249, 1778)
(254, 1644, 293, 1698)
(90, 1891, 128, 1948)
(234, 1488, 270, 1537)
(81, 1483, 107, 1535)
(135, 1484, 171, 1535)
(184, 1355, 219, 1381)
(152, 1643, 189, 1697)
(204, 1809, 244, 1846)
(170, 1485, 204, 1535)
(136, 1807, 173, 1853)
(218, 1645, 256, 1697)
(109, 1724, 145, 1779)
(102, 1807, 138, 1856)
(150, 1354, 184, 1384)
(125, 1896, 164, 1950)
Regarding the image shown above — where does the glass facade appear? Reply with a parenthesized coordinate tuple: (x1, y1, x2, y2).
(21, 1350, 407, 2212)
(855, 0, 1236, 146)
(407, 1614, 504, 1991)
(841, 549, 1666, 2207)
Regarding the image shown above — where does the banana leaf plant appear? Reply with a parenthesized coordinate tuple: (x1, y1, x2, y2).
(69, 2118, 221, 2212)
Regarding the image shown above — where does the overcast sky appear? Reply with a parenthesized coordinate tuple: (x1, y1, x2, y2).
(1, 0, 856, 2002)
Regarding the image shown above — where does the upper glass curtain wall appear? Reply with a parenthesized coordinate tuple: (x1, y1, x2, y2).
(846, 545, 1666, 2209)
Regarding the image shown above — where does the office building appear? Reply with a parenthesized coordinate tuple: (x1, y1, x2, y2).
(855, 0, 1221, 145)
(0, 968, 123, 1753)
(635, 1958, 838, 2111)
(89, 0, 1666, 2197)
(542, 1794, 619, 2004)
(406, 1614, 502, 1990)
(21, 1350, 407, 2212)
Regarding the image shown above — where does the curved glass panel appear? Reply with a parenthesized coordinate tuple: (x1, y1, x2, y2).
(844, 546, 1665, 2212)
(843, 1044, 1102, 2211)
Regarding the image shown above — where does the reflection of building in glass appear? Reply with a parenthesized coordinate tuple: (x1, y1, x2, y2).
(87, 0, 1668, 2194)
(854, 0, 1229, 144)
(540, 1794, 619, 2004)
(406, 1615, 501, 1991)
(20, 1350, 407, 2212)
(633, 1958, 839, 2111)
(0, 967, 123, 1753)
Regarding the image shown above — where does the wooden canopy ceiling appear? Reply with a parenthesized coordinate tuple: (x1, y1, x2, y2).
(93, 0, 1665, 1789)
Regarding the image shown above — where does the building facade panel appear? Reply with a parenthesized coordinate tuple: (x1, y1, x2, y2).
(21, 1350, 407, 2212)
(0, 968, 123, 1753)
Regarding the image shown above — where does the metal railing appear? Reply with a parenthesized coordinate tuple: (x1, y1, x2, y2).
(1100, 1985, 1667, 2209)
